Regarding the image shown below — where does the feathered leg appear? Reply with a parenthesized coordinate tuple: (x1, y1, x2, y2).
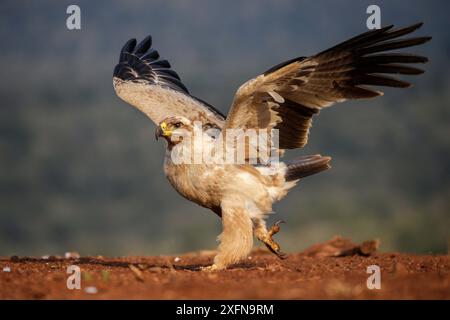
(205, 199, 253, 270)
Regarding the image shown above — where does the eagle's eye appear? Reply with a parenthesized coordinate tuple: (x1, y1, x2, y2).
(173, 122, 183, 128)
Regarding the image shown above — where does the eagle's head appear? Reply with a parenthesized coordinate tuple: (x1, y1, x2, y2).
(155, 116, 193, 146)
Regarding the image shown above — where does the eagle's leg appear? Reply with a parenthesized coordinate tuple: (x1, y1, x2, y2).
(253, 219, 287, 259)
(205, 200, 254, 271)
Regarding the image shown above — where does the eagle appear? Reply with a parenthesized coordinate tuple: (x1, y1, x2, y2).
(113, 23, 431, 270)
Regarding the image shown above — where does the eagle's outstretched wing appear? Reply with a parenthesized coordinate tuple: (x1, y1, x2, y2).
(223, 23, 431, 150)
(113, 36, 225, 127)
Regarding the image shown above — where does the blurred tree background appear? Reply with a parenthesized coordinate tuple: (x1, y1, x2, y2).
(0, 0, 449, 256)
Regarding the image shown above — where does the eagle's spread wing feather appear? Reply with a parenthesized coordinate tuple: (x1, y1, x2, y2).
(113, 35, 225, 127)
(223, 23, 431, 150)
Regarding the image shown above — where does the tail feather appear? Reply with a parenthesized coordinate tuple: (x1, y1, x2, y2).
(285, 155, 331, 181)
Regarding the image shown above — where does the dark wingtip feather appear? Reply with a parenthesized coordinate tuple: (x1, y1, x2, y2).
(142, 49, 160, 60)
(120, 38, 137, 61)
(113, 35, 191, 94)
(390, 22, 424, 36)
(405, 22, 424, 33)
(361, 54, 429, 65)
(358, 64, 425, 75)
(319, 24, 394, 55)
(122, 38, 136, 53)
(359, 36, 433, 55)
(152, 59, 171, 68)
(355, 74, 412, 88)
(134, 35, 152, 55)
(320, 22, 431, 58)
(421, 36, 432, 43)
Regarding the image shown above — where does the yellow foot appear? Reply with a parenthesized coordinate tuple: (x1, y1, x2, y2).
(200, 264, 220, 272)
(261, 220, 288, 260)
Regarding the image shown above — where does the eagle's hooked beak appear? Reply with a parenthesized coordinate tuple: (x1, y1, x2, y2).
(155, 122, 172, 140)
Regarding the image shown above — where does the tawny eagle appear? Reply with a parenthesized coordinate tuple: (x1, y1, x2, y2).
(113, 23, 430, 270)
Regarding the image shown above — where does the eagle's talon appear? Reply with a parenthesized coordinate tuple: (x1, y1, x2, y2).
(261, 220, 288, 259)
(264, 241, 288, 260)
(268, 220, 285, 237)
(277, 251, 288, 260)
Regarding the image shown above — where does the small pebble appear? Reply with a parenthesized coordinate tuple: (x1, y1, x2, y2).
(65, 252, 80, 259)
(174, 257, 181, 262)
(41, 255, 50, 260)
(84, 286, 98, 294)
(3, 267, 11, 272)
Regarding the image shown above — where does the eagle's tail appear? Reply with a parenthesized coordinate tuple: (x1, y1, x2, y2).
(285, 155, 331, 181)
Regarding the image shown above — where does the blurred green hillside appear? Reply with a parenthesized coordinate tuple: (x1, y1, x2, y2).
(0, 0, 449, 256)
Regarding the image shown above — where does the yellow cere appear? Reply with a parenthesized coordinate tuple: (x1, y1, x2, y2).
(161, 122, 172, 136)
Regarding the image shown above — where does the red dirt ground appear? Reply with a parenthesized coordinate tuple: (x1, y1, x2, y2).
(1, 238, 449, 299)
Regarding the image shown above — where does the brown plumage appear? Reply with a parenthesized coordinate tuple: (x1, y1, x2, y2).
(224, 23, 431, 151)
(113, 23, 431, 270)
